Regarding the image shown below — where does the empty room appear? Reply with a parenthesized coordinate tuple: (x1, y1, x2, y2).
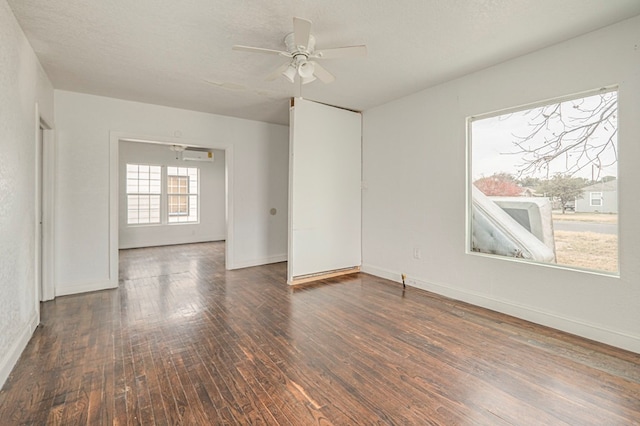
(1, 0, 639, 424)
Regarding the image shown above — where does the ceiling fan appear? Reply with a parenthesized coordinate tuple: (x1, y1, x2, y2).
(232, 17, 367, 85)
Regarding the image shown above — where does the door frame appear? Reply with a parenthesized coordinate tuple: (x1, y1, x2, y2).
(35, 104, 56, 311)
(108, 132, 234, 288)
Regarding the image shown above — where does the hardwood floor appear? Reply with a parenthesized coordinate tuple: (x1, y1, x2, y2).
(1, 241, 639, 425)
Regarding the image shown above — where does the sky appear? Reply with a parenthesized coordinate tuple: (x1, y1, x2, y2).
(471, 92, 618, 182)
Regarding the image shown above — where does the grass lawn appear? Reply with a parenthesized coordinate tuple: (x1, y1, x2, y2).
(551, 212, 618, 273)
(554, 230, 618, 273)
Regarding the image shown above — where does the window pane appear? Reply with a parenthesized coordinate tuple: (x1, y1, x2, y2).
(127, 195, 138, 208)
(126, 182, 138, 193)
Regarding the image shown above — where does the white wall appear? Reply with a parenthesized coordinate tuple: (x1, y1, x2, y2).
(0, 0, 54, 386)
(288, 99, 362, 282)
(118, 142, 226, 249)
(54, 90, 289, 295)
(362, 15, 640, 353)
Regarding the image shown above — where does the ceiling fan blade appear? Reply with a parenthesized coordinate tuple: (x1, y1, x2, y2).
(309, 61, 335, 84)
(301, 75, 316, 85)
(232, 45, 291, 57)
(293, 17, 312, 49)
(203, 79, 248, 91)
(265, 62, 291, 81)
(313, 45, 367, 59)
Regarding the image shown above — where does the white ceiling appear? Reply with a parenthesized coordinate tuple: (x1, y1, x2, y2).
(8, 0, 640, 125)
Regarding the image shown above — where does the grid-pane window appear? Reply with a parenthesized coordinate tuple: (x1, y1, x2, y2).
(127, 164, 161, 224)
(167, 166, 198, 223)
(168, 176, 188, 215)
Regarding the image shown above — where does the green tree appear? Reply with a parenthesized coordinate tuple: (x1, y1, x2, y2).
(538, 174, 586, 214)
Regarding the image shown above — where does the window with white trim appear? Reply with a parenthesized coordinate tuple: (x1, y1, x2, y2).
(167, 166, 198, 223)
(126, 164, 161, 224)
(590, 192, 603, 206)
(468, 88, 618, 274)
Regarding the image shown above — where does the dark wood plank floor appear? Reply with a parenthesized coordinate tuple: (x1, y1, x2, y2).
(1, 242, 639, 425)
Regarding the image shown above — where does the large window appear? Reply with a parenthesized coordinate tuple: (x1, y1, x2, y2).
(167, 166, 198, 223)
(126, 164, 199, 225)
(126, 164, 161, 224)
(468, 89, 618, 274)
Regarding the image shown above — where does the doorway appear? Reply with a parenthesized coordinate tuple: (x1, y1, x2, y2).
(108, 133, 234, 289)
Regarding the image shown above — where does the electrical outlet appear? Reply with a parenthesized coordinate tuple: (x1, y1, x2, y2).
(413, 247, 421, 260)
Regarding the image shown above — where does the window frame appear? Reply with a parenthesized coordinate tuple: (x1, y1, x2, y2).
(125, 163, 162, 225)
(167, 175, 190, 217)
(125, 164, 200, 226)
(166, 166, 199, 224)
(466, 86, 619, 276)
(590, 192, 603, 206)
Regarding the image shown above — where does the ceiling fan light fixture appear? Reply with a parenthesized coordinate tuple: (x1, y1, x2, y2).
(297, 61, 315, 79)
(233, 17, 367, 85)
(282, 64, 297, 83)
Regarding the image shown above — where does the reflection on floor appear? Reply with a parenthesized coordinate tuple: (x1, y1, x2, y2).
(1, 241, 638, 424)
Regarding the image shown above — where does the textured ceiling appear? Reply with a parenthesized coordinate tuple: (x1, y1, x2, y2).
(8, 0, 640, 125)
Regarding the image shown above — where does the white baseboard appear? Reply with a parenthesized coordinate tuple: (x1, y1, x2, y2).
(228, 253, 287, 270)
(118, 236, 226, 250)
(361, 263, 640, 354)
(0, 312, 38, 389)
(55, 279, 117, 297)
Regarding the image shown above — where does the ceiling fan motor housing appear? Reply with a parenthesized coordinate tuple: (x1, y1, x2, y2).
(284, 33, 316, 57)
(283, 32, 317, 83)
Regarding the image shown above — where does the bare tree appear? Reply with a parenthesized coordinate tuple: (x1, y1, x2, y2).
(509, 91, 617, 180)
